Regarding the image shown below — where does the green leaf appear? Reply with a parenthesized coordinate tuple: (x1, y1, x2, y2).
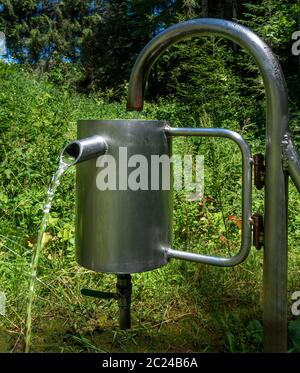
(246, 319, 263, 345)
(288, 318, 300, 352)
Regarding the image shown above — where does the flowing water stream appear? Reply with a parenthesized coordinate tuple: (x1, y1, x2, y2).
(24, 155, 73, 353)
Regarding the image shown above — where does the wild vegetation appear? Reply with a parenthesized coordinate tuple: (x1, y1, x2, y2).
(0, 0, 300, 352)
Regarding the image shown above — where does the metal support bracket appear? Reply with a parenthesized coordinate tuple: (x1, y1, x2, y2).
(252, 213, 264, 250)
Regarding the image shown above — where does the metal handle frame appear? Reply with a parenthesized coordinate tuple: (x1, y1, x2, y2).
(165, 126, 252, 267)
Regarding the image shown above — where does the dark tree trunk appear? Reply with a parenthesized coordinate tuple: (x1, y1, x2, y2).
(201, 0, 208, 17)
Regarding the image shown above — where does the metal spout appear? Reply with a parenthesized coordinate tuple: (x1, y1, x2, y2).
(61, 135, 107, 165)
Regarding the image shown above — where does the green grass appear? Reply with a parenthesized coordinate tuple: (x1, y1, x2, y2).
(0, 61, 300, 352)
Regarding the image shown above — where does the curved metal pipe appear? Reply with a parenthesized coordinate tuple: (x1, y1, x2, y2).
(127, 18, 289, 352)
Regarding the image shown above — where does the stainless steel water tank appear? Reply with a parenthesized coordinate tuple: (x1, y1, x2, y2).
(75, 119, 173, 273)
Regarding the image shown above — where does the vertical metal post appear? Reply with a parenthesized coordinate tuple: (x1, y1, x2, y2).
(263, 157, 288, 353)
(127, 19, 289, 352)
(117, 274, 132, 330)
